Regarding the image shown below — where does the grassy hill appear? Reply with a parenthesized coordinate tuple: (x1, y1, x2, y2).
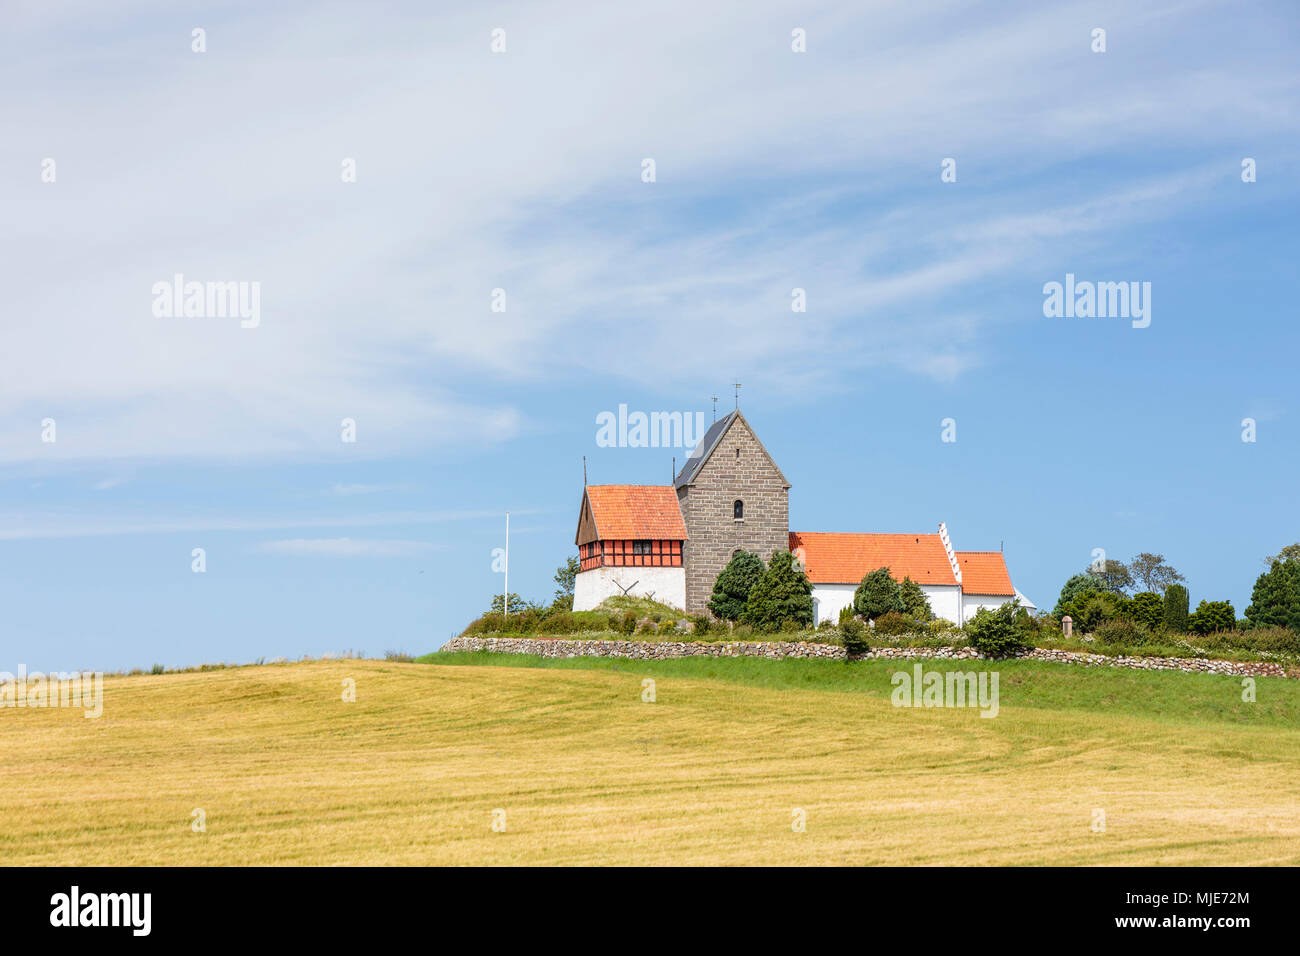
(2, 656, 1298, 865)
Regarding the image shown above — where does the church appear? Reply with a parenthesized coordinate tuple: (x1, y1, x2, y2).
(573, 409, 1034, 626)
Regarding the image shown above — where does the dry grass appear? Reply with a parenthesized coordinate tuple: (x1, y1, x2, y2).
(2, 658, 1298, 865)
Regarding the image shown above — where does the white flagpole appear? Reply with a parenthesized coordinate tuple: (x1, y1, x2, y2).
(504, 511, 510, 615)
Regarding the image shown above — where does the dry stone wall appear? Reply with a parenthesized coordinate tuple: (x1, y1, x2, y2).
(440, 636, 1297, 679)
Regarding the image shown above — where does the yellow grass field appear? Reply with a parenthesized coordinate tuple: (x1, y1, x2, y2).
(3, 658, 1299, 865)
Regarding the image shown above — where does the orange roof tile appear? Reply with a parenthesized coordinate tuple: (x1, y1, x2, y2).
(954, 551, 1015, 596)
(585, 485, 687, 541)
(788, 531, 957, 586)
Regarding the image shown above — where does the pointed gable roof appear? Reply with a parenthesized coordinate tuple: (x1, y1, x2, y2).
(575, 485, 687, 545)
(954, 551, 1016, 596)
(674, 410, 789, 489)
(788, 531, 958, 586)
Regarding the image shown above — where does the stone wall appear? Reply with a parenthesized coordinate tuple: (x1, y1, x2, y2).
(678, 415, 789, 614)
(440, 636, 1298, 679)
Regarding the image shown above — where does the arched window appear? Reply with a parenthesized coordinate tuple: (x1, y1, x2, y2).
(733, 499, 744, 520)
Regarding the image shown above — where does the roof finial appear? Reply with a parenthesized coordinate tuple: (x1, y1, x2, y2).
(583, 455, 588, 486)
(733, 380, 741, 410)
(711, 394, 718, 422)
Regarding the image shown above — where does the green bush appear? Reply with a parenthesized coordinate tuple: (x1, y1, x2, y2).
(840, 616, 869, 657)
(741, 550, 814, 632)
(899, 577, 932, 620)
(965, 601, 1031, 657)
(853, 567, 904, 621)
(1093, 618, 1152, 648)
(691, 615, 712, 636)
(1061, 590, 1126, 632)
(1163, 584, 1190, 633)
(1225, 626, 1300, 655)
(1189, 600, 1235, 635)
(1245, 559, 1300, 632)
(872, 611, 920, 636)
(536, 611, 576, 634)
(619, 610, 637, 635)
(1054, 573, 1106, 615)
(838, 605, 857, 625)
(708, 550, 766, 621)
(1129, 591, 1164, 629)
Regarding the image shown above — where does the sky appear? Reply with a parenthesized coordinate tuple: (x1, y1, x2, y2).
(2, 0, 1297, 672)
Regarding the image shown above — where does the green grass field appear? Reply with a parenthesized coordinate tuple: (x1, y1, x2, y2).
(2, 654, 1297, 865)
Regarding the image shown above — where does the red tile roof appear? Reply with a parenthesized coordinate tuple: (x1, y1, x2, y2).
(954, 551, 1016, 596)
(585, 485, 687, 541)
(788, 531, 957, 586)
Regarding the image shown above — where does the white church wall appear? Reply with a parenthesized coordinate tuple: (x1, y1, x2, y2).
(924, 585, 963, 624)
(961, 593, 1021, 622)
(573, 566, 686, 612)
(809, 584, 856, 626)
(809, 583, 962, 626)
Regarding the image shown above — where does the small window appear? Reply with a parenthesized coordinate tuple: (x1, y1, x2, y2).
(733, 499, 744, 520)
(632, 540, 651, 555)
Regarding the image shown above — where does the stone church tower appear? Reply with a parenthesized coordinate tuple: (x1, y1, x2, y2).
(674, 410, 790, 613)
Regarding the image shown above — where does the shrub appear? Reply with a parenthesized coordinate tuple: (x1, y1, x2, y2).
(708, 550, 766, 621)
(1163, 584, 1190, 633)
(853, 567, 904, 621)
(838, 605, 857, 625)
(1189, 600, 1235, 635)
(1061, 590, 1126, 632)
(1228, 626, 1300, 655)
(536, 611, 577, 634)
(619, 610, 637, 635)
(1054, 573, 1106, 615)
(742, 550, 814, 632)
(1245, 558, 1300, 632)
(1128, 591, 1164, 630)
(840, 616, 869, 657)
(965, 601, 1031, 657)
(899, 577, 932, 620)
(1093, 618, 1151, 648)
(872, 611, 919, 636)
(691, 615, 712, 637)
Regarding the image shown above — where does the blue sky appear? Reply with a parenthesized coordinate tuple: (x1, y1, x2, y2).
(2, 0, 1297, 671)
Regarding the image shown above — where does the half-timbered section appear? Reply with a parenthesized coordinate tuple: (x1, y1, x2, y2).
(573, 485, 688, 610)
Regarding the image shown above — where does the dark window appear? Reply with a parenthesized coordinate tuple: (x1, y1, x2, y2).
(733, 499, 744, 520)
(633, 540, 651, 555)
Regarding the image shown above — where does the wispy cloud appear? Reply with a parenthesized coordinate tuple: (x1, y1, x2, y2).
(3, 0, 1295, 465)
(257, 538, 438, 557)
(325, 482, 412, 497)
(0, 508, 534, 541)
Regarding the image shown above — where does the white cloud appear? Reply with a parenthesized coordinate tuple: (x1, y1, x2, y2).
(0, 508, 533, 541)
(2, 0, 1294, 465)
(257, 538, 438, 557)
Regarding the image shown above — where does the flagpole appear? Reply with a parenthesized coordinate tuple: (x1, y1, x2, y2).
(504, 511, 510, 616)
